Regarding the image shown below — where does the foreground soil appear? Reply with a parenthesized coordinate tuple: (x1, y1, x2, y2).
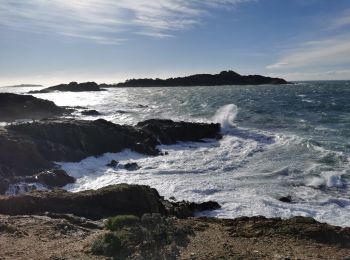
(0, 214, 349, 260)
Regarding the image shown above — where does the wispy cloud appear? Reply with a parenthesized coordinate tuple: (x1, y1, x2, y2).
(269, 69, 350, 81)
(266, 37, 350, 69)
(267, 8, 350, 71)
(0, 0, 251, 44)
(329, 8, 350, 30)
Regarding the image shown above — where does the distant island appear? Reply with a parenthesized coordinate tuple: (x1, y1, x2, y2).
(2, 84, 42, 88)
(114, 70, 289, 87)
(25, 70, 288, 93)
(29, 81, 105, 94)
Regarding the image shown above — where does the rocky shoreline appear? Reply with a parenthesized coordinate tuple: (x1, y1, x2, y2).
(1, 211, 349, 259)
(0, 93, 349, 259)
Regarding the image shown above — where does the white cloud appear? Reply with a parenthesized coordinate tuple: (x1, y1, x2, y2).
(266, 37, 350, 70)
(329, 9, 350, 30)
(269, 69, 350, 81)
(0, 0, 252, 44)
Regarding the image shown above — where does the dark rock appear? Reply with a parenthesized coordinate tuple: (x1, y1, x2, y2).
(124, 162, 140, 171)
(34, 169, 75, 188)
(81, 110, 101, 116)
(189, 201, 221, 212)
(279, 196, 292, 203)
(136, 119, 222, 144)
(116, 110, 129, 114)
(29, 82, 105, 94)
(116, 70, 289, 87)
(0, 184, 167, 220)
(0, 178, 9, 194)
(166, 200, 221, 219)
(0, 118, 221, 193)
(0, 93, 68, 122)
(106, 160, 119, 167)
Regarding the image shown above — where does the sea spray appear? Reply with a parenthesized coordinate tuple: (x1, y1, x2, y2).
(212, 104, 238, 132)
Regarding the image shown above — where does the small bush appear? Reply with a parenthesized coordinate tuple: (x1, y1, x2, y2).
(105, 215, 140, 231)
(91, 232, 121, 256)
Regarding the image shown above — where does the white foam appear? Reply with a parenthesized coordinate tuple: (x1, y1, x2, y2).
(212, 104, 238, 132)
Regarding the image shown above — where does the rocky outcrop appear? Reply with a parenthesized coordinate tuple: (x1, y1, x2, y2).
(116, 70, 289, 87)
(0, 118, 221, 193)
(0, 184, 220, 220)
(225, 216, 350, 247)
(0, 184, 166, 220)
(0, 93, 68, 122)
(29, 81, 105, 93)
(136, 119, 222, 144)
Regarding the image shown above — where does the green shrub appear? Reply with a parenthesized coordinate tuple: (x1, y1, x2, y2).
(105, 215, 140, 231)
(91, 232, 121, 256)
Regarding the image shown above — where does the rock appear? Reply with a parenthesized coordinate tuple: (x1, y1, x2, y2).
(0, 184, 167, 220)
(0, 178, 9, 194)
(166, 200, 221, 219)
(34, 169, 75, 188)
(124, 162, 140, 171)
(0, 118, 221, 193)
(189, 201, 221, 212)
(279, 196, 292, 203)
(225, 216, 350, 247)
(29, 82, 105, 94)
(81, 110, 101, 116)
(0, 93, 68, 122)
(136, 119, 222, 144)
(116, 70, 289, 87)
(106, 160, 119, 167)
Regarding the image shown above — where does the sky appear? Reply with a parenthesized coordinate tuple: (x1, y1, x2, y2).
(1, 0, 350, 86)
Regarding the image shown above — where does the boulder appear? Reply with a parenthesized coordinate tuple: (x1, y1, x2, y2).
(136, 119, 222, 144)
(124, 162, 140, 171)
(279, 196, 292, 203)
(166, 200, 221, 219)
(34, 169, 75, 188)
(81, 110, 101, 116)
(0, 93, 68, 122)
(106, 160, 119, 167)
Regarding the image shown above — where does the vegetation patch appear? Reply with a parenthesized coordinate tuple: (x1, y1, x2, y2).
(91, 213, 194, 259)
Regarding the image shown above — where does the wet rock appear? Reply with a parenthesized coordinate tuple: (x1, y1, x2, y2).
(279, 196, 292, 203)
(81, 110, 101, 116)
(0, 118, 221, 193)
(29, 82, 105, 94)
(34, 169, 75, 188)
(0, 93, 68, 122)
(124, 162, 140, 171)
(136, 119, 222, 144)
(167, 200, 221, 219)
(106, 160, 119, 167)
(0, 184, 167, 220)
(0, 178, 10, 194)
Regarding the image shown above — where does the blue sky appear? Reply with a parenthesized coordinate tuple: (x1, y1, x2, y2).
(1, 0, 350, 86)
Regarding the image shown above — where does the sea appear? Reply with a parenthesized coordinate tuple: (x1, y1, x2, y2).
(1, 81, 350, 227)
